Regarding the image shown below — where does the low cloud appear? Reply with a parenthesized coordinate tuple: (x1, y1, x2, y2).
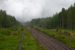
(0, 0, 75, 22)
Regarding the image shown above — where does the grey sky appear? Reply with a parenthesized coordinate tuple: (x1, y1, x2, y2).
(0, 0, 75, 22)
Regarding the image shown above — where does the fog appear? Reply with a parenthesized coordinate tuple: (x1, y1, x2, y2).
(0, 0, 75, 22)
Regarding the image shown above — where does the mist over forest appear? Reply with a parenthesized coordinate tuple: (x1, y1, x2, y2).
(0, 0, 75, 50)
(0, 0, 75, 22)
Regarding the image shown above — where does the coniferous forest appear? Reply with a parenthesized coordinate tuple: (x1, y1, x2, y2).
(31, 4, 75, 29)
(0, 10, 44, 50)
(0, 1, 75, 50)
(29, 4, 75, 49)
(0, 10, 20, 28)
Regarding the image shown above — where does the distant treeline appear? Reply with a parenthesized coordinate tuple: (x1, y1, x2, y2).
(0, 10, 20, 28)
(30, 4, 75, 29)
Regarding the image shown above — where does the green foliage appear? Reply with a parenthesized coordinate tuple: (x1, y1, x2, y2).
(30, 4, 75, 29)
(0, 10, 20, 28)
(30, 18, 51, 28)
(28, 3, 75, 49)
(0, 28, 20, 50)
(22, 29, 44, 50)
(0, 27, 44, 50)
(36, 28, 75, 49)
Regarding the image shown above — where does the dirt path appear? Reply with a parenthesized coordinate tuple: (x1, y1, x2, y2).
(28, 28, 73, 50)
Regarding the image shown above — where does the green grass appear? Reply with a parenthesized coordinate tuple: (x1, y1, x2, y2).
(35, 28, 75, 49)
(22, 29, 44, 50)
(0, 28, 44, 50)
(0, 28, 20, 50)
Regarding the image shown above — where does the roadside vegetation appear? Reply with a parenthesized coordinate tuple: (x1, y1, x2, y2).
(0, 28, 20, 50)
(29, 3, 75, 49)
(0, 10, 21, 50)
(0, 10, 44, 50)
(35, 27, 75, 49)
(0, 27, 44, 50)
(22, 28, 44, 50)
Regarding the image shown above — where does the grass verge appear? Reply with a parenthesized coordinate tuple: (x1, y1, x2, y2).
(0, 27, 44, 50)
(35, 28, 75, 49)
(0, 28, 20, 50)
(22, 28, 44, 50)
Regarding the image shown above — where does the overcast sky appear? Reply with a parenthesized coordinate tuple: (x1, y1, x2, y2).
(0, 0, 75, 22)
